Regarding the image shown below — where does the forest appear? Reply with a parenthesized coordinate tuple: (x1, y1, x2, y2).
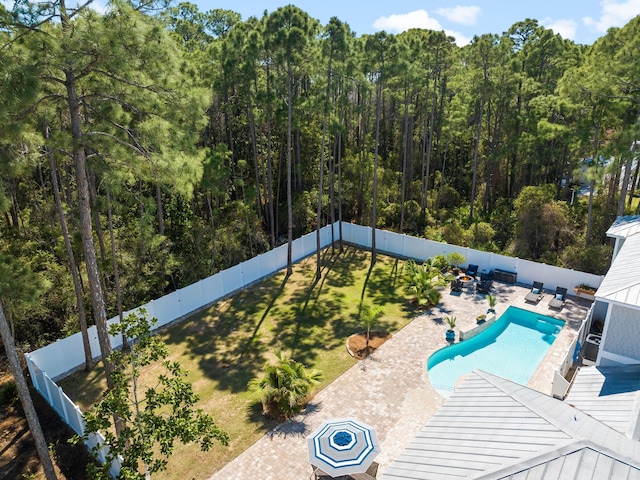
(0, 0, 639, 352)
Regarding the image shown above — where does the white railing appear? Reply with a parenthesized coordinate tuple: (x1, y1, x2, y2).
(551, 303, 595, 399)
(25, 222, 601, 475)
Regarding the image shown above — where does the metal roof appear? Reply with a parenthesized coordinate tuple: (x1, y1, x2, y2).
(595, 232, 640, 309)
(606, 215, 640, 239)
(381, 370, 640, 480)
(565, 365, 640, 440)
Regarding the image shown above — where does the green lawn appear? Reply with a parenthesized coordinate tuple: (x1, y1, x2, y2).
(60, 246, 416, 479)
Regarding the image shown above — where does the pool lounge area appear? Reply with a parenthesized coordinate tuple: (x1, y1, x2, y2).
(208, 280, 591, 480)
(428, 306, 566, 396)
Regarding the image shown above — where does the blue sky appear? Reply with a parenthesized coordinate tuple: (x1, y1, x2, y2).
(190, 0, 640, 45)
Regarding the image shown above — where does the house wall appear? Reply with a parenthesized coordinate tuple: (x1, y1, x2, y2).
(598, 303, 640, 366)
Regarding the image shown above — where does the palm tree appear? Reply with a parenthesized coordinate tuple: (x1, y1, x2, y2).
(403, 259, 452, 308)
(250, 350, 322, 419)
(359, 304, 383, 350)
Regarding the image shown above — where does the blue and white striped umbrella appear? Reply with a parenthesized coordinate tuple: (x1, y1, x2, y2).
(307, 418, 381, 477)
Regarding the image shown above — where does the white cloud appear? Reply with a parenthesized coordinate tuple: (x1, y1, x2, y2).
(445, 30, 471, 46)
(583, 0, 640, 32)
(435, 5, 481, 26)
(89, 1, 108, 15)
(373, 9, 443, 32)
(544, 19, 578, 40)
(372, 10, 471, 45)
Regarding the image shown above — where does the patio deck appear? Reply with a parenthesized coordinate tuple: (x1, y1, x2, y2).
(208, 281, 591, 480)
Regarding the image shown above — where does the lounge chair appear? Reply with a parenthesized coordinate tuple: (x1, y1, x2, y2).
(451, 279, 463, 292)
(465, 264, 479, 278)
(525, 281, 544, 303)
(476, 279, 492, 294)
(549, 287, 567, 309)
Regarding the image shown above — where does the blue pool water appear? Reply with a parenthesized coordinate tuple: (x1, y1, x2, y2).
(427, 306, 565, 396)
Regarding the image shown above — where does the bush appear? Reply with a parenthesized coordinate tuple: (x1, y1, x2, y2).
(250, 350, 322, 420)
(562, 243, 612, 275)
(0, 380, 18, 407)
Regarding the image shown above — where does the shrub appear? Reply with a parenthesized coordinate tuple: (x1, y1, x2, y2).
(0, 380, 18, 407)
(250, 350, 322, 420)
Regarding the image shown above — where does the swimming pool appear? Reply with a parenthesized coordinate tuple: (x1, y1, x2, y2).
(427, 306, 565, 396)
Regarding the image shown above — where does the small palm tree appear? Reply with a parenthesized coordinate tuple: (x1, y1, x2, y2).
(250, 350, 322, 420)
(360, 303, 383, 350)
(445, 316, 457, 331)
(445, 316, 457, 341)
(486, 294, 497, 313)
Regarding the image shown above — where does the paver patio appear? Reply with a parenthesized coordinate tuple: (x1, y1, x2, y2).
(208, 281, 591, 480)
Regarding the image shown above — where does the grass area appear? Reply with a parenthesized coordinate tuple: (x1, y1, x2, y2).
(60, 246, 415, 479)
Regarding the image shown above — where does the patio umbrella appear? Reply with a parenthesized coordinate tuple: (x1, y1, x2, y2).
(307, 417, 381, 477)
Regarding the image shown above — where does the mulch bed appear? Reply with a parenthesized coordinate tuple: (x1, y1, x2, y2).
(346, 331, 392, 360)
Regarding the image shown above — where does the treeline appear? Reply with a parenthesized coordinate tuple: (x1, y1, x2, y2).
(1, 1, 639, 349)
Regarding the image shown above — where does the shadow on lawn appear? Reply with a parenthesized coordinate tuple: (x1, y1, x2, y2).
(162, 246, 410, 398)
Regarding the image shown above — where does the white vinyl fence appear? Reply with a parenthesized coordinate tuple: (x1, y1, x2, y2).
(25, 222, 601, 477)
(340, 223, 603, 293)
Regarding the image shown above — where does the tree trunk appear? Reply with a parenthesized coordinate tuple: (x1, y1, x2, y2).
(0, 301, 58, 480)
(399, 86, 409, 233)
(586, 125, 599, 246)
(64, 65, 115, 392)
(247, 102, 263, 221)
(49, 152, 93, 371)
(338, 97, 345, 253)
(286, 59, 294, 276)
(106, 188, 128, 351)
(469, 99, 485, 226)
(156, 183, 165, 236)
(618, 155, 633, 216)
(316, 49, 333, 281)
(372, 80, 382, 265)
(628, 160, 639, 207)
(87, 167, 107, 265)
(265, 63, 276, 248)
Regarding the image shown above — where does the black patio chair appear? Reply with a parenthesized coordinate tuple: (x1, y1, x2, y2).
(451, 279, 463, 292)
(476, 279, 492, 294)
(549, 287, 568, 309)
(480, 269, 494, 281)
(525, 281, 544, 303)
(465, 264, 479, 278)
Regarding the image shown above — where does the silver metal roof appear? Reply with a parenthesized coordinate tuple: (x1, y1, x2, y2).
(565, 365, 640, 440)
(595, 232, 640, 309)
(381, 370, 640, 480)
(606, 215, 640, 239)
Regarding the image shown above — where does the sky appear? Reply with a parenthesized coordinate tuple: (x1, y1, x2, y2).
(188, 0, 640, 46)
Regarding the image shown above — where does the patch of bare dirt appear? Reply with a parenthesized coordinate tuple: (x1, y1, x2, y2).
(0, 368, 91, 479)
(346, 331, 392, 360)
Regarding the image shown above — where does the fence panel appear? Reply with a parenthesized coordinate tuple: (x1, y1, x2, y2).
(178, 281, 204, 317)
(221, 264, 244, 296)
(150, 292, 182, 325)
(44, 374, 66, 419)
(240, 258, 262, 285)
(200, 273, 225, 303)
(25, 354, 45, 398)
(260, 247, 286, 275)
(400, 233, 426, 259)
(28, 334, 86, 381)
(63, 396, 85, 435)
